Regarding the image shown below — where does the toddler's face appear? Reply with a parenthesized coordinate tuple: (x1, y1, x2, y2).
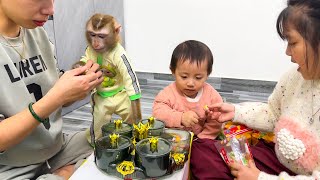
(173, 59, 208, 98)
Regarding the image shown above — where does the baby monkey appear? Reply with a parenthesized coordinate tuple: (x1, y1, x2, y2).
(72, 14, 121, 74)
(74, 13, 142, 143)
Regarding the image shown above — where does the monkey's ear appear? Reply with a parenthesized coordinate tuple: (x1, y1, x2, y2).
(114, 21, 122, 34)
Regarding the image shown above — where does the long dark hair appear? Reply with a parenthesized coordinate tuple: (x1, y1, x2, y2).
(276, 0, 320, 78)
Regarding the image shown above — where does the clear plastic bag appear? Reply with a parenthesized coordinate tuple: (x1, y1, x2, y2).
(214, 137, 253, 166)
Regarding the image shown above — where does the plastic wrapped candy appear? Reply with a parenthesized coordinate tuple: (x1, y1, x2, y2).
(223, 122, 274, 145)
(214, 137, 253, 166)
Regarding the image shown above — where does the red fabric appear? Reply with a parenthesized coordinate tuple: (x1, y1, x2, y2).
(190, 139, 296, 180)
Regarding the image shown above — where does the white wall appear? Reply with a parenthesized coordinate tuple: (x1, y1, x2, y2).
(124, 0, 295, 81)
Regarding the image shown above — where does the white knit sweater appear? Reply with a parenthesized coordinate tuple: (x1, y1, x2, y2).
(233, 67, 320, 180)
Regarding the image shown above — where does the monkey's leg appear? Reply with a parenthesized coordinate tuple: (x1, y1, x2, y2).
(114, 90, 136, 124)
(85, 94, 113, 143)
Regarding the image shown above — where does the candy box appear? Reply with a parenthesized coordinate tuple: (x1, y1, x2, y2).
(214, 137, 253, 166)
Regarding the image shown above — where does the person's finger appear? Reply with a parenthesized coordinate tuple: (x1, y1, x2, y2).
(208, 103, 223, 110)
(205, 109, 209, 115)
(229, 162, 241, 170)
(212, 112, 221, 119)
(84, 60, 94, 69)
(192, 111, 200, 119)
(84, 62, 100, 75)
(85, 70, 103, 81)
(89, 62, 100, 72)
(248, 159, 256, 168)
(192, 117, 199, 124)
(206, 111, 212, 117)
(88, 75, 104, 88)
(218, 113, 234, 122)
(230, 168, 238, 177)
(213, 107, 220, 112)
(190, 120, 197, 127)
(68, 65, 87, 76)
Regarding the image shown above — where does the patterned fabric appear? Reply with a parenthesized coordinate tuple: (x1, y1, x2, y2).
(233, 67, 320, 178)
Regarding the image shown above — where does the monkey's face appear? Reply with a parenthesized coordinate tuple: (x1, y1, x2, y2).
(86, 24, 117, 53)
(88, 32, 108, 53)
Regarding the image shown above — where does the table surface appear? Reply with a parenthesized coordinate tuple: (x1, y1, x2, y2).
(69, 153, 190, 180)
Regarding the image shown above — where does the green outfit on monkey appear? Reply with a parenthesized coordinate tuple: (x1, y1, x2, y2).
(81, 42, 141, 142)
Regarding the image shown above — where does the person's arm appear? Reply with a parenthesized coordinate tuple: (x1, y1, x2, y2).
(259, 171, 319, 180)
(232, 71, 291, 132)
(152, 90, 184, 128)
(198, 88, 223, 139)
(210, 69, 297, 133)
(0, 61, 103, 151)
(232, 102, 277, 132)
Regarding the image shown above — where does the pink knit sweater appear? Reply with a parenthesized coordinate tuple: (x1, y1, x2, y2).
(152, 82, 223, 139)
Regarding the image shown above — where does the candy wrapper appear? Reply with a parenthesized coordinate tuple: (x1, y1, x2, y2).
(223, 122, 274, 145)
(214, 137, 253, 166)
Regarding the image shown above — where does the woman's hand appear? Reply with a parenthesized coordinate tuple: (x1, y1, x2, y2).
(205, 106, 221, 121)
(230, 160, 260, 180)
(48, 60, 103, 106)
(208, 103, 235, 123)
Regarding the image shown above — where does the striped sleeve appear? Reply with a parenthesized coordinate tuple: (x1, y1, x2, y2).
(115, 52, 141, 100)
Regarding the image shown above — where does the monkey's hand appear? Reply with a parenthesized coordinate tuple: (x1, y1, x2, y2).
(71, 61, 86, 69)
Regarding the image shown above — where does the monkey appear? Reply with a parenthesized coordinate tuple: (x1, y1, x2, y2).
(75, 13, 142, 143)
(85, 13, 120, 53)
(71, 13, 120, 72)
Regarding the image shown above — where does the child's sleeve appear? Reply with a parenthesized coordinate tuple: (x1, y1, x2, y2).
(113, 52, 141, 100)
(197, 87, 223, 139)
(152, 89, 184, 128)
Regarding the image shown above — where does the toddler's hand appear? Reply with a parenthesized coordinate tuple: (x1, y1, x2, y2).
(181, 111, 199, 127)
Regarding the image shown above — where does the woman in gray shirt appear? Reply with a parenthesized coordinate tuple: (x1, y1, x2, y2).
(0, 0, 103, 179)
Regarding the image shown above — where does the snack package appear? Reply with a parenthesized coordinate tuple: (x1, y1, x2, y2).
(223, 122, 274, 145)
(214, 137, 253, 166)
